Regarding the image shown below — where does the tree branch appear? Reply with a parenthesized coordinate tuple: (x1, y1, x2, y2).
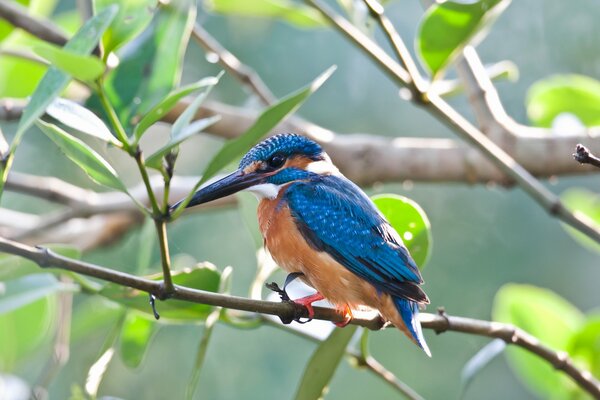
(0, 0, 68, 47)
(304, 0, 600, 244)
(0, 235, 598, 398)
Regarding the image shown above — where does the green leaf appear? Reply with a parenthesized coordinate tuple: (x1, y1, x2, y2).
(460, 339, 506, 394)
(294, 325, 357, 400)
(99, 264, 221, 321)
(33, 42, 105, 82)
(119, 312, 158, 368)
(0, 289, 57, 371)
(71, 296, 124, 342)
(526, 75, 600, 128)
(200, 66, 334, 185)
(45, 98, 119, 145)
(560, 188, 600, 254)
(145, 115, 221, 169)
(95, 0, 196, 134)
(205, 0, 327, 28)
(135, 218, 157, 275)
(371, 194, 432, 268)
(94, 0, 156, 57)
(37, 120, 128, 192)
(417, 0, 510, 77)
(0, 273, 77, 314)
(568, 314, 600, 379)
(171, 66, 335, 217)
(15, 6, 118, 144)
(492, 284, 584, 399)
(134, 76, 220, 141)
(0, 244, 81, 281)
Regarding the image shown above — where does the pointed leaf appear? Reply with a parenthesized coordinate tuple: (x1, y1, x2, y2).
(461, 339, 506, 393)
(206, 0, 327, 28)
(99, 264, 221, 321)
(172, 66, 335, 216)
(33, 42, 105, 82)
(417, 0, 511, 77)
(568, 314, 600, 379)
(200, 66, 335, 185)
(372, 194, 432, 268)
(119, 312, 158, 368)
(93, 0, 196, 134)
(527, 74, 600, 128)
(134, 76, 220, 141)
(493, 284, 584, 399)
(145, 115, 221, 169)
(37, 120, 127, 192)
(46, 98, 119, 145)
(15, 6, 118, 143)
(94, 0, 156, 56)
(294, 326, 357, 400)
(0, 273, 77, 315)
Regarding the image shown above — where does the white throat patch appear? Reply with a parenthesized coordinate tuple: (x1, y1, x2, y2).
(245, 183, 282, 200)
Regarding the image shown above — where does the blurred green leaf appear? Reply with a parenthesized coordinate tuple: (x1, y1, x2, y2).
(94, 0, 156, 57)
(0, 273, 76, 314)
(560, 188, 600, 254)
(15, 6, 118, 143)
(199, 66, 335, 186)
(38, 120, 127, 192)
(372, 194, 432, 268)
(33, 42, 105, 82)
(417, 0, 510, 77)
(460, 339, 506, 394)
(526, 75, 600, 128)
(119, 311, 158, 368)
(568, 314, 600, 379)
(71, 296, 124, 342)
(96, 0, 196, 134)
(46, 98, 119, 145)
(134, 76, 220, 141)
(0, 292, 56, 371)
(0, 244, 80, 281)
(145, 115, 221, 169)
(205, 0, 326, 28)
(136, 218, 157, 275)
(99, 264, 221, 321)
(185, 267, 232, 400)
(294, 325, 357, 400)
(493, 284, 584, 399)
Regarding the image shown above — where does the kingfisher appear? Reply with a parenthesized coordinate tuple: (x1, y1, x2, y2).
(173, 133, 431, 356)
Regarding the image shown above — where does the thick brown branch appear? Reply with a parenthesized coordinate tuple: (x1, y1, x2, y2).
(0, 236, 598, 398)
(0, 1, 68, 47)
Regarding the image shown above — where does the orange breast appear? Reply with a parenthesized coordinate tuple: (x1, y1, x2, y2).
(257, 191, 380, 309)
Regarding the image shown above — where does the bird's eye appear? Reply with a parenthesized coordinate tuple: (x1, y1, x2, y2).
(267, 154, 286, 169)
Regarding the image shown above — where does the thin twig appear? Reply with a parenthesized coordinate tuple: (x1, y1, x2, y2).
(0, 0, 68, 47)
(0, 48, 49, 66)
(191, 24, 276, 105)
(574, 144, 600, 169)
(304, 0, 600, 244)
(0, 236, 598, 399)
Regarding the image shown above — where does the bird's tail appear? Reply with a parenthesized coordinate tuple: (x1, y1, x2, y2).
(390, 297, 431, 357)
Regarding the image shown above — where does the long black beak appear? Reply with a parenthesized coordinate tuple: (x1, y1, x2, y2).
(170, 169, 267, 211)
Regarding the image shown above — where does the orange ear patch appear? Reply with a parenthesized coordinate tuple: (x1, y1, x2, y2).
(283, 156, 311, 170)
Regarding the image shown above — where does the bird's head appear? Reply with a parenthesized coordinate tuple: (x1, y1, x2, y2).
(177, 133, 338, 209)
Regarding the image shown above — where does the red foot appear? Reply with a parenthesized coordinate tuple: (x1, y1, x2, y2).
(293, 293, 325, 319)
(334, 305, 353, 327)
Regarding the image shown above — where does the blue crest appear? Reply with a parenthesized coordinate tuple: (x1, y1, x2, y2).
(239, 133, 323, 169)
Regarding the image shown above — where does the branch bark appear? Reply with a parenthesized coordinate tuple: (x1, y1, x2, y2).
(0, 235, 598, 398)
(0, 1, 68, 47)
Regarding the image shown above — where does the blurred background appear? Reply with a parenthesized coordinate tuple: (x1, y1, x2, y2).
(1, 0, 600, 399)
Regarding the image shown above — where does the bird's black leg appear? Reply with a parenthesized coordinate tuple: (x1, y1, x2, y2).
(266, 272, 311, 324)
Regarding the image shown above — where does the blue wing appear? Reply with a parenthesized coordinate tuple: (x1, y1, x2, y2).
(285, 175, 428, 304)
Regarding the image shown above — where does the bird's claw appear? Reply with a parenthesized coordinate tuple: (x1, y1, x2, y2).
(266, 281, 291, 302)
(334, 306, 353, 327)
(149, 293, 160, 320)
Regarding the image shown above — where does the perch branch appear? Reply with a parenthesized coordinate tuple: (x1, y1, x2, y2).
(0, 236, 598, 398)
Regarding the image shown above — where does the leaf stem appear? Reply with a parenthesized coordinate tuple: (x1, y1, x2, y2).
(95, 82, 131, 151)
(154, 218, 174, 296)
